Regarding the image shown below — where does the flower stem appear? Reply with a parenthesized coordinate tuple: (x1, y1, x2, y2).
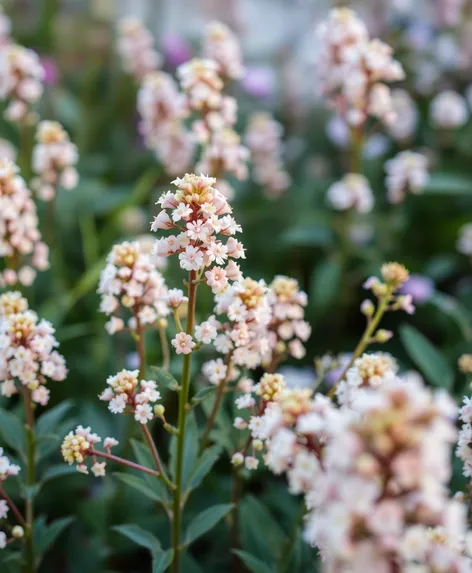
(134, 308, 146, 380)
(0, 486, 26, 527)
(140, 424, 175, 490)
(328, 288, 393, 398)
(158, 323, 170, 370)
(22, 389, 36, 573)
(89, 449, 160, 477)
(171, 271, 197, 573)
(200, 352, 233, 449)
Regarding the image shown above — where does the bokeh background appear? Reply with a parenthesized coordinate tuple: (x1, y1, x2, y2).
(2, 0, 472, 571)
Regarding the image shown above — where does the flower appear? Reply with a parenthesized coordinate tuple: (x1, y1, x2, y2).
(98, 241, 170, 334)
(171, 333, 195, 355)
(327, 173, 374, 213)
(241, 65, 275, 99)
(91, 462, 106, 477)
(195, 321, 218, 344)
(0, 44, 44, 123)
(385, 151, 429, 204)
(431, 90, 468, 129)
(399, 274, 434, 304)
(245, 113, 291, 199)
(0, 500, 8, 519)
(31, 120, 79, 201)
(203, 21, 244, 81)
(388, 89, 418, 141)
(116, 17, 162, 81)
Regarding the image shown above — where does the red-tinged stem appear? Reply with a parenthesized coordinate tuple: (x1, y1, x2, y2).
(140, 424, 174, 490)
(89, 449, 159, 477)
(0, 486, 26, 527)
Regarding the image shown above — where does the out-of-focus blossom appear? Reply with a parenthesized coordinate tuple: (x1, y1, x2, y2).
(278, 366, 316, 390)
(437, 0, 465, 27)
(0, 7, 11, 47)
(241, 65, 275, 99)
(326, 115, 350, 148)
(203, 21, 244, 81)
(457, 223, 472, 256)
(431, 90, 469, 129)
(245, 112, 290, 198)
(388, 89, 418, 141)
(117, 17, 162, 81)
(385, 150, 429, 204)
(399, 274, 434, 304)
(362, 134, 390, 159)
(41, 57, 58, 86)
(161, 33, 192, 68)
(0, 44, 44, 124)
(327, 173, 374, 213)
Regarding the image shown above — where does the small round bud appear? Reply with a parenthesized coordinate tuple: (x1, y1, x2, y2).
(157, 318, 168, 329)
(231, 452, 244, 467)
(454, 491, 466, 502)
(154, 404, 165, 417)
(459, 354, 472, 374)
(12, 526, 24, 539)
(360, 299, 375, 317)
(27, 380, 39, 391)
(253, 439, 263, 451)
(375, 329, 393, 343)
(381, 262, 409, 289)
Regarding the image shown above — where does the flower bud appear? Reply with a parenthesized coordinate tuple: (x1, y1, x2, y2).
(360, 299, 375, 317)
(231, 452, 244, 467)
(375, 329, 393, 343)
(253, 439, 263, 451)
(12, 526, 24, 539)
(154, 404, 165, 417)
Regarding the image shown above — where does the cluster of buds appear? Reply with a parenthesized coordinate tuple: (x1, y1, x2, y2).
(362, 262, 415, 323)
(265, 275, 310, 366)
(304, 376, 467, 572)
(245, 113, 291, 199)
(0, 293, 67, 404)
(61, 425, 118, 477)
(137, 72, 194, 175)
(0, 447, 20, 481)
(99, 369, 161, 425)
(384, 150, 429, 204)
(0, 44, 44, 123)
(195, 127, 249, 182)
(0, 158, 49, 287)
(30, 120, 79, 201)
(202, 21, 244, 81)
(326, 173, 374, 213)
(116, 17, 162, 81)
(0, 445, 21, 550)
(152, 174, 244, 289)
(98, 240, 170, 336)
(335, 352, 398, 407)
(316, 8, 404, 127)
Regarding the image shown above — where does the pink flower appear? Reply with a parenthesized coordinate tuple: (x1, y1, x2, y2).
(178, 246, 204, 271)
(205, 266, 228, 294)
(195, 321, 218, 344)
(171, 332, 195, 355)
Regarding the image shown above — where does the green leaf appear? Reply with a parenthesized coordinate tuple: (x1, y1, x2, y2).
(36, 516, 74, 558)
(150, 366, 180, 391)
(113, 524, 161, 554)
(184, 503, 233, 546)
(424, 172, 472, 195)
(429, 292, 472, 341)
(152, 549, 174, 573)
(232, 550, 274, 573)
(281, 225, 333, 248)
(130, 440, 171, 502)
(0, 408, 26, 452)
(169, 411, 198, 489)
(399, 324, 454, 389)
(36, 401, 73, 438)
(190, 386, 217, 406)
(114, 472, 167, 504)
(40, 464, 79, 483)
(187, 446, 221, 491)
(310, 258, 342, 312)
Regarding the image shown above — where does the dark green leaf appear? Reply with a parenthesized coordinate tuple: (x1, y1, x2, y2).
(281, 225, 333, 248)
(152, 549, 174, 573)
(41, 464, 79, 483)
(36, 516, 74, 557)
(0, 408, 26, 452)
(114, 472, 167, 504)
(190, 386, 217, 406)
(399, 324, 454, 389)
(130, 440, 171, 502)
(150, 366, 180, 391)
(113, 524, 161, 553)
(184, 503, 233, 546)
(424, 172, 472, 195)
(310, 258, 342, 312)
(232, 550, 274, 573)
(169, 411, 198, 489)
(187, 446, 221, 490)
(36, 401, 73, 438)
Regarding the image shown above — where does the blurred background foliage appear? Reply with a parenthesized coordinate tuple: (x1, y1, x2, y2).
(1, 0, 472, 571)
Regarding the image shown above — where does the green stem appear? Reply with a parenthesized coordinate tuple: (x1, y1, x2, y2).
(134, 308, 146, 380)
(350, 125, 363, 174)
(158, 323, 170, 371)
(171, 271, 197, 573)
(22, 389, 35, 573)
(328, 288, 393, 398)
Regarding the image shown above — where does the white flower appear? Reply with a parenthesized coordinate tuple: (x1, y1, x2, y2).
(195, 321, 218, 344)
(431, 90, 468, 129)
(171, 332, 195, 355)
(327, 173, 374, 213)
(134, 403, 153, 424)
(91, 461, 106, 477)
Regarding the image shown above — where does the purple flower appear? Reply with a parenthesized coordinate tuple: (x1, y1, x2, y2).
(399, 274, 434, 304)
(241, 65, 275, 99)
(161, 34, 192, 68)
(41, 57, 58, 86)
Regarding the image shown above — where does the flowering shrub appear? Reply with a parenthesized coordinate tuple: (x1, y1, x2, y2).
(1, 3, 472, 573)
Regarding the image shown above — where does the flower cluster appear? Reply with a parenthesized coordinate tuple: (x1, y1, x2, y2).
(98, 240, 170, 335)
(316, 8, 404, 127)
(99, 369, 161, 425)
(456, 396, 472, 478)
(0, 158, 49, 286)
(384, 150, 429, 204)
(202, 21, 244, 81)
(61, 425, 117, 476)
(31, 120, 79, 201)
(0, 295, 67, 404)
(116, 17, 162, 81)
(0, 44, 44, 123)
(137, 71, 193, 175)
(152, 174, 245, 288)
(304, 376, 467, 572)
(265, 275, 310, 366)
(335, 352, 398, 407)
(431, 90, 469, 129)
(0, 447, 20, 481)
(364, 262, 413, 308)
(245, 113, 291, 199)
(195, 127, 249, 181)
(388, 88, 418, 141)
(327, 173, 374, 213)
